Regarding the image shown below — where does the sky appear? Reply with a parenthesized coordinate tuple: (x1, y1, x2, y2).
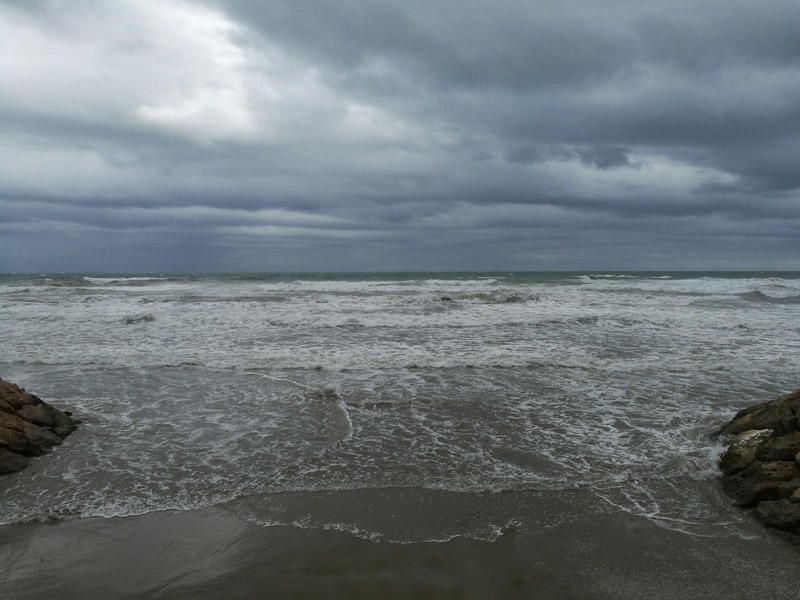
(1, 0, 799, 272)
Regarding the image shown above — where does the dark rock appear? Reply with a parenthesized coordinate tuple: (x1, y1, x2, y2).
(50, 408, 77, 438)
(718, 389, 800, 437)
(0, 378, 77, 476)
(17, 403, 56, 427)
(0, 382, 35, 411)
(754, 500, 800, 532)
(0, 448, 29, 474)
(718, 389, 800, 543)
(0, 411, 62, 456)
(755, 431, 800, 462)
(722, 461, 800, 507)
(719, 429, 772, 475)
(739, 478, 800, 507)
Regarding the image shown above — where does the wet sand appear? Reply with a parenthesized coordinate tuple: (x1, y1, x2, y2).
(2, 495, 800, 599)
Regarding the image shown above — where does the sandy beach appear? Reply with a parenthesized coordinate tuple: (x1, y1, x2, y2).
(3, 489, 800, 600)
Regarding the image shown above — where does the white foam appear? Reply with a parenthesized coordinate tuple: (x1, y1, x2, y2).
(1, 273, 798, 538)
(84, 276, 167, 283)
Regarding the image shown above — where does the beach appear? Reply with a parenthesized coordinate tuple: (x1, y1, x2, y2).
(3, 491, 800, 599)
(4, 0, 800, 594)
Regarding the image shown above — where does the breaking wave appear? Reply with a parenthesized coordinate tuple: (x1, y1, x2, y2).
(122, 314, 156, 324)
(739, 290, 800, 304)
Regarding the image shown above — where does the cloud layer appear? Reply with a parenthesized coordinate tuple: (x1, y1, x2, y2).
(1, 0, 799, 271)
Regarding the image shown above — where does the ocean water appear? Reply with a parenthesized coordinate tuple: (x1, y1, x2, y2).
(1, 271, 800, 544)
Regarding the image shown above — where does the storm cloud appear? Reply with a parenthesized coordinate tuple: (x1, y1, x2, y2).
(1, 0, 799, 271)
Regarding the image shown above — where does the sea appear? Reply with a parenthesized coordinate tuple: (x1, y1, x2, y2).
(1, 272, 800, 597)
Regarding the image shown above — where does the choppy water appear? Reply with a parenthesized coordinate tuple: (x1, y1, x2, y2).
(1, 272, 799, 542)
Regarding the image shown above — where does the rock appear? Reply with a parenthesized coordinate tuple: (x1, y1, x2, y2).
(718, 389, 800, 437)
(0, 378, 77, 476)
(16, 403, 56, 427)
(721, 461, 800, 507)
(719, 429, 772, 475)
(755, 431, 800, 462)
(754, 500, 800, 532)
(718, 389, 800, 543)
(0, 448, 29, 474)
(0, 382, 42, 410)
(0, 412, 63, 455)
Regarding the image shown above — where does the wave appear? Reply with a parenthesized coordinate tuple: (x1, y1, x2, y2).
(32, 275, 91, 287)
(122, 314, 156, 324)
(85, 277, 167, 284)
(129, 290, 539, 306)
(589, 286, 712, 297)
(436, 291, 537, 304)
(159, 294, 291, 304)
(575, 275, 675, 282)
(738, 290, 800, 304)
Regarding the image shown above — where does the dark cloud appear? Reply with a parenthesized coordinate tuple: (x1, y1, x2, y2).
(0, 0, 799, 271)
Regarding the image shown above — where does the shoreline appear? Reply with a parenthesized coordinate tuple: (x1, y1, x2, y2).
(2, 489, 800, 600)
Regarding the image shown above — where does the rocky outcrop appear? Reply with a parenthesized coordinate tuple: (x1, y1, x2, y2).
(0, 378, 78, 475)
(718, 389, 800, 543)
